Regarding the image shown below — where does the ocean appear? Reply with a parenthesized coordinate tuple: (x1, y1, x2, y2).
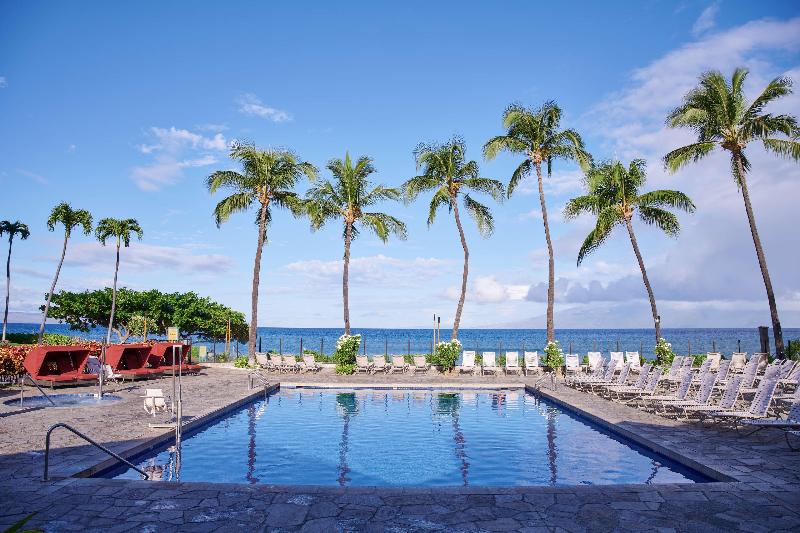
(8, 323, 799, 359)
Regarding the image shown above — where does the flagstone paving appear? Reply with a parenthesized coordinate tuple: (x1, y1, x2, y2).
(0, 366, 798, 532)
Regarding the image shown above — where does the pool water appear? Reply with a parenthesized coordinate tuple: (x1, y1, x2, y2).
(108, 388, 709, 486)
(5, 393, 122, 408)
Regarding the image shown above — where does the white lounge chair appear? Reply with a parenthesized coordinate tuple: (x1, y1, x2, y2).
(625, 351, 641, 372)
(589, 362, 631, 394)
(481, 352, 498, 375)
(604, 363, 652, 399)
(299, 355, 322, 373)
(565, 354, 581, 379)
(661, 371, 718, 418)
(706, 352, 722, 371)
(682, 375, 744, 420)
(390, 355, 407, 374)
(609, 352, 625, 368)
(372, 355, 390, 374)
(279, 355, 298, 373)
(586, 352, 603, 374)
(730, 352, 748, 372)
(460, 351, 477, 375)
(642, 369, 694, 413)
(103, 364, 123, 384)
(708, 379, 779, 427)
(504, 351, 521, 375)
(255, 352, 276, 372)
(523, 351, 540, 376)
(574, 359, 618, 389)
(622, 368, 664, 406)
(142, 388, 168, 417)
(355, 355, 373, 374)
(742, 399, 800, 434)
(412, 355, 430, 374)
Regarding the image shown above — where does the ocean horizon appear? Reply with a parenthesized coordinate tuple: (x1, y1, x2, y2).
(9, 323, 799, 359)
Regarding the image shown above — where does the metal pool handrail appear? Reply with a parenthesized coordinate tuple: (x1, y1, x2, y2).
(43, 423, 149, 481)
(21, 373, 57, 406)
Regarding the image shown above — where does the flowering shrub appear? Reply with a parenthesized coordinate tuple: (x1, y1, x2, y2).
(654, 338, 675, 367)
(431, 339, 461, 372)
(543, 341, 564, 369)
(334, 334, 361, 374)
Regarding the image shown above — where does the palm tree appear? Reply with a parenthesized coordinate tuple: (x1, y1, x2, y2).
(38, 203, 93, 344)
(484, 102, 592, 342)
(403, 138, 503, 339)
(96, 217, 143, 395)
(0, 221, 30, 342)
(207, 142, 316, 363)
(306, 152, 406, 335)
(664, 68, 800, 357)
(564, 160, 695, 341)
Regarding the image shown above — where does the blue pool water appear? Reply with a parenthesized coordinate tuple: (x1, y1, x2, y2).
(3, 393, 122, 408)
(107, 388, 709, 486)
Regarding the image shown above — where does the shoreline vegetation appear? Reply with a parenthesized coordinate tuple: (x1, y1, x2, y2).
(2, 68, 799, 371)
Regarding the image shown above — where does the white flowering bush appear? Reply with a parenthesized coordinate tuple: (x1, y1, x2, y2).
(334, 334, 361, 374)
(543, 340, 564, 369)
(654, 338, 675, 367)
(432, 339, 461, 373)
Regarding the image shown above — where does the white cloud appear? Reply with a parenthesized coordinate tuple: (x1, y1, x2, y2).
(66, 242, 233, 275)
(446, 275, 529, 304)
(559, 17, 800, 326)
(17, 168, 48, 185)
(0, 76, 6, 88)
(237, 93, 292, 122)
(286, 254, 451, 287)
(132, 126, 228, 191)
(692, 2, 720, 36)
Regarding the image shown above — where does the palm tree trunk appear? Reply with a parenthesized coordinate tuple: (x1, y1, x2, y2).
(248, 204, 268, 364)
(624, 217, 661, 341)
(535, 163, 556, 343)
(451, 197, 469, 340)
(343, 222, 352, 335)
(734, 153, 784, 357)
(38, 232, 69, 344)
(100, 239, 121, 397)
(2, 235, 13, 343)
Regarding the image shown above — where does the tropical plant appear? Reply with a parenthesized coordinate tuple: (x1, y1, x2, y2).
(484, 102, 591, 342)
(38, 203, 92, 344)
(664, 68, 800, 357)
(0, 221, 30, 343)
(333, 333, 361, 374)
(654, 337, 675, 367)
(233, 356, 249, 368)
(563, 159, 695, 340)
(432, 338, 462, 372)
(306, 152, 406, 334)
(543, 340, 564, 369)
(208, 142, 315, 364)
(403, 138, 503, 338)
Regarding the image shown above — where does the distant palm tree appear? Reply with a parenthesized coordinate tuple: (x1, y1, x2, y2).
(484, 102, 591, 342)
(0, 221, 30, 343)
(664, 68, 800, 357)
(564, 160, 695, 340)
(403, 138, 503, 339)
(207, 142, 316, 363)
(96, 218, 142, 394)
(306, 152, 406, 335)
(38, 203, 93, 344)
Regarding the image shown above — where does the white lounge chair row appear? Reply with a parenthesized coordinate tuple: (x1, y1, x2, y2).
(255, 353, 322, 373)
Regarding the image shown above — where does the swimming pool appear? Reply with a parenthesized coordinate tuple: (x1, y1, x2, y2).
(4, 393, 122, 408)
(106, 388, 709, 486)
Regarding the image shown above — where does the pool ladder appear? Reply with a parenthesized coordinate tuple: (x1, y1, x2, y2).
(43, 423, 149, 481)
(19, 373, 57, 407)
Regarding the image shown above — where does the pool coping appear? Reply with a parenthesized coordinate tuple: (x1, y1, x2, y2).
(80, 381, 730, 486)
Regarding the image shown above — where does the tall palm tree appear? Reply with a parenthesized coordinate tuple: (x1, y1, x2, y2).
(484, 102, 592, 342)
(38, 203, 93, 344)
(96, 217, 143, 395)
(403, 138, 503, 339)
(564, 160, 695, 341)
(0, 221, 30, 342)
(306, 152, 406, 335)
(664, 68, 800, 357)
(207, 142, 316, 363)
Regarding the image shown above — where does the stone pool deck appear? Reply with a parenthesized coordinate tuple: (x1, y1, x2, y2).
(0, 365, 798, 532)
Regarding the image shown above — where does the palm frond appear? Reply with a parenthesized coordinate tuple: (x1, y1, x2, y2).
(462, 194, 494, 237)
(427, 187, 451, 226)
(360, 212, 408, 242)
(507, 159, 531, 197)
(761, 137, 800, 161)
(638, 207, 680, 237)
(563, 194, 601, 219)
(462, 176, 505, 202)
(663, 142, 717, 173)
(636, 190, 695, 213)
(576, 206, 619, 265)
(483, 135, 527, 160)
(212, 192, 254, 227)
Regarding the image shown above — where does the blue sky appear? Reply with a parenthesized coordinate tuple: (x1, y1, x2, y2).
(1, 1, 799, 329)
